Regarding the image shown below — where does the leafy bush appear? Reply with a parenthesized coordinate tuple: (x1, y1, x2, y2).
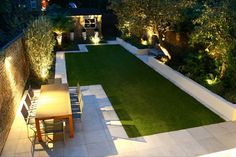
(24, 16, 56, 81)
(177, 51, 217, 82)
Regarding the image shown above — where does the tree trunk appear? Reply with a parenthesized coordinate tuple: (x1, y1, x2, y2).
(220, 62, 227, 79)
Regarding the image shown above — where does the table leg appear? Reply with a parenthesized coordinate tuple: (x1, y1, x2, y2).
(35, 118, 42, 142)
(68, 115, 74, 138)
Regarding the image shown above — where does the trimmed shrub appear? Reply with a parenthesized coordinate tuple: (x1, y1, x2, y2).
(24, 16, 55, 81)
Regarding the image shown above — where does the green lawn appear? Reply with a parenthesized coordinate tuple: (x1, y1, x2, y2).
(65, 45, 224, 137)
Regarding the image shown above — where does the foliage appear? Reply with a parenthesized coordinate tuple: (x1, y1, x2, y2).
(110, 0, 198, 38)
(51, 15, 74, 35)
(0, 0, 30, 31)
(177, 51, 217, 82)
(0, 0, 33, 47)
(224, 48, 236, 89)
(189, 1, 236, 78)
(110, 0, 145, 37)
(55, 40, 79, 51)
(123, 36, 149, 49)
(24, 16, 56, 81)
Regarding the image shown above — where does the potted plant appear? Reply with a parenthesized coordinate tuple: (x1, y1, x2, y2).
(94, 27, 99, 37)
(51, 15, 73, 45)
(68, 18, 75, 41)
(82, 28, 86, 41)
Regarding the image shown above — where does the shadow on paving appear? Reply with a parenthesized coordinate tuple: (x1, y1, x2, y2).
(123, 124, 142, 137)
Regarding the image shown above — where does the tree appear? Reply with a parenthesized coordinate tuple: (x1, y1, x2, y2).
(189, 1, 236, 79)
(24, 16, 56, 81)
(50, 14, 74, 45)
(110, 0, 145, 38)
(110, 0, 197, 40)
(0, 0, 28, 31)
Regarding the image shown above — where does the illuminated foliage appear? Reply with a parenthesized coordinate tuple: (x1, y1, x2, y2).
(24, 16, 56, 81)
(50, 15, 74, 45)
(190, 1, 236, 78)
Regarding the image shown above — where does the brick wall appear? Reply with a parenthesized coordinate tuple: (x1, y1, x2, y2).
(0, 35, 29, 153)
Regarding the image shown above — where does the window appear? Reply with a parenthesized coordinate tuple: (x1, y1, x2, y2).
(30, 0, 36, 9)
(84, 18, 96, 29)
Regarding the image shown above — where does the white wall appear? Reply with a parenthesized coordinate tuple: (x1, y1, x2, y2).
(116, 37, 139, 54)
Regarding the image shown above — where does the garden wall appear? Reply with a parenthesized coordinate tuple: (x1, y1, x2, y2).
(0, 34, 29, 154)
(148, 57, 236, 121)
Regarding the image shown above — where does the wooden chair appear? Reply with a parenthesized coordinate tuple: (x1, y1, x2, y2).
(21, 104, 41, 143)
(72, 90, 84, 119)
(21, 104, 66, 144)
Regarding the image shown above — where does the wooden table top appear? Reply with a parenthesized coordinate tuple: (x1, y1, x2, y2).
(36, 84, 72, 119)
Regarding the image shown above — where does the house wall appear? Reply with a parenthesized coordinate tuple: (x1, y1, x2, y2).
(72, 15, 102, 40)
(0, 35, 29, 154)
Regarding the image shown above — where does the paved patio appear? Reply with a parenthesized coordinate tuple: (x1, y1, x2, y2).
(2, 42, 236, 157)
(2, 84, 236, 157)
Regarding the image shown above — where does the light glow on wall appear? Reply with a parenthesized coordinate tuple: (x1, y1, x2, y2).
(5, 56, 17, 97)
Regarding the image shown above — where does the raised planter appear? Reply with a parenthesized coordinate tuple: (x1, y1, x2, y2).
(116, 37, 138, 54)
(117, 37, 236, 121)
(148, 57, 236, 121)
(136, 49, 149, 55)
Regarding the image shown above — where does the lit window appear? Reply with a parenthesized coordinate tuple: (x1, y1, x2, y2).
(84, 18, 96, 29)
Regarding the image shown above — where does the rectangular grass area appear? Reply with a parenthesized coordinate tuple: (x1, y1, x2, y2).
(65, 45, 224, 137)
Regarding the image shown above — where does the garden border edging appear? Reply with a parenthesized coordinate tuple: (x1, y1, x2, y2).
(117, 37, 236, 121)
(148, 57, 236, 121)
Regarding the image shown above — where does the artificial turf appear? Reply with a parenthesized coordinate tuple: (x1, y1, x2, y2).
(65, 45, 224, 137)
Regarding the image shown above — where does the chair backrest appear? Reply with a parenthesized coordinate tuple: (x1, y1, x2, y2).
(43, 119, 64, 133)
(21, 104, 29, 124)
(28, 85, 34, 98)
(76, 82, 80, 95)
(78, 93, 84, 113)
(24, 94, 32, 109)
(54, 78, 62, 84)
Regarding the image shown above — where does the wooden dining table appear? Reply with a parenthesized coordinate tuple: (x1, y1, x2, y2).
(35, 83, 74, 142)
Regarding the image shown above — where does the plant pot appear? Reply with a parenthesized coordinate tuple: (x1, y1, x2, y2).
(70, 32, 74, 41)
(56, 34, 62, 46)
(82, 32, 86, 41)
(94, 31, 99, 37)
